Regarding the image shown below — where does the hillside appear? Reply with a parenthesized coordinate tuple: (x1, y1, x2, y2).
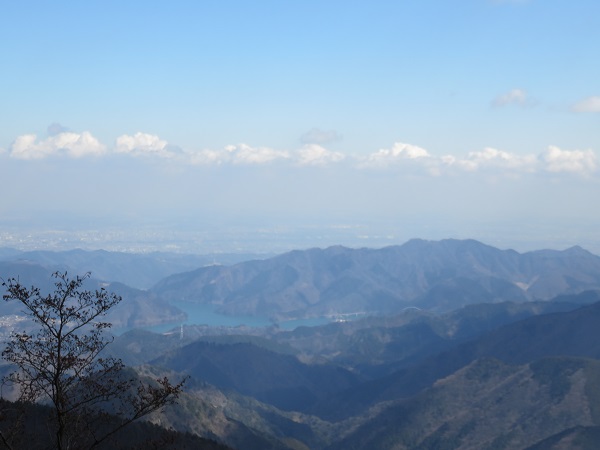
(310, 298, 600, 422)
(0, 398, 231, 450)
(0, 261, 185, 329)
(328, 356, 600, 449)
(152, 341, 362, 412)
(5, 241, 600, 449)
(107, 296, 600, 449)
(152, 239, 600, 320)
(273, 298, 586, 377)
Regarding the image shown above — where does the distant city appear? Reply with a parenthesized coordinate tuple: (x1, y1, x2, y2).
(1, 220, 599, 255)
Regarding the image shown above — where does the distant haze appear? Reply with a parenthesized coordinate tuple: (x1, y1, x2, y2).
(1, 1, 598, 254)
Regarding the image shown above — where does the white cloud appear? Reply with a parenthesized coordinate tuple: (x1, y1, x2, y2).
(224, 143, 290, 165)
(187, 149, 226, 165)
(492, 88, 532, 107)
(5, 129, 599, 182)
(359, 143, 583, 179)
(362, 142, 431, 168)
(541, 146, 597, 175)
(115, 132, 180, 160)
(448, 147, 537, 172)
(300, 128, 342, 145)
(572, 96, 600, 113)
(10, 132, 106, 160)
(295, 144, 345, 166)
(187, 144, 343, 167)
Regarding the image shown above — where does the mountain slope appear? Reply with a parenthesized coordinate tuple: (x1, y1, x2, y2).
(273, 298, 585, 378)
(312, 299, 600, 421)
(0, 262, 185, 329)
(328, 356, 600, 450)
(152, 341, 362, 412)
(526, 426, 600, 450)
(109, 298, 600, 450)
(152, 239, 600, 319)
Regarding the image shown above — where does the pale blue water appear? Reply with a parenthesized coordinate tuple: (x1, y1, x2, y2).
(119, 301, 334, 334)
(278, 317, 330, 329)
(173, 301, 274, 328)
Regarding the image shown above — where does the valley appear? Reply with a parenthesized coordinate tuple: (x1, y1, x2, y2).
(2, 238, 600, 449)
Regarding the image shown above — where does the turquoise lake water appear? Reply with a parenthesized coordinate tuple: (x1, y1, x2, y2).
(124, 301, 332, 334)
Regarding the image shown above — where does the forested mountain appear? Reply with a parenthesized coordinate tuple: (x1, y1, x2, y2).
(152, 239, 600, 320)
(152, 341, 362, 411)
(309, 298, 600, 423)
(5, 239, 600, 327)
(4, 240, 600, 448)
(114, 294, 600, 449)
(0, 260, 185, 328)
(328, 356, 600, 450)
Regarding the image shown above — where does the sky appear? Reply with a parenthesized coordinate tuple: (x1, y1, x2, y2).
(1, 0, 599, 253)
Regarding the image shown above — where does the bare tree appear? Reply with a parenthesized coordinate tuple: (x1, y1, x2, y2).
(0, 272, 185, 450)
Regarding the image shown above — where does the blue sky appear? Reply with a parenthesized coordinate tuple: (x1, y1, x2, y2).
(1, 0, 599, 252)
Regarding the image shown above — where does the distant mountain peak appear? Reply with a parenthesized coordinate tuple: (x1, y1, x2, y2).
(563, 245, 592, 256)
(152, 238, 600, 319)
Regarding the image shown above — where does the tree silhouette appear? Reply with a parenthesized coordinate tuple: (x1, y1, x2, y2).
(0, 272, 185, 450)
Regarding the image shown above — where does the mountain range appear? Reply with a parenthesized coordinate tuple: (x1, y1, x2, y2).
(152, 238, 600, 320)
(116, 295, 600, 449)
(5, 238, 600, 327)
(4, 239, 600, 448)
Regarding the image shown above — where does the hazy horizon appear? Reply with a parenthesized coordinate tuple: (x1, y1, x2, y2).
(1, 219, 598, 257)
(2, 1, 598, 255)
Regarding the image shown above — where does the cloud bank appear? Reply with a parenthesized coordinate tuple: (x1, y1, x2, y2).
(541, 146, 597, 174)
(296, 144, 345, 166)
(6, 129, 598, 178)
(444, 147, 537, 172)
(10, 132, 106, 160)
(115, 132, 173, 158)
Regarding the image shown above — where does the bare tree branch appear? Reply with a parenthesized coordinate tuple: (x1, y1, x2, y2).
(1, 272, 185, 450)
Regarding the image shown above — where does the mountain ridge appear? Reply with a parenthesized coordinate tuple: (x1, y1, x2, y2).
(152, 239, 600, 320)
